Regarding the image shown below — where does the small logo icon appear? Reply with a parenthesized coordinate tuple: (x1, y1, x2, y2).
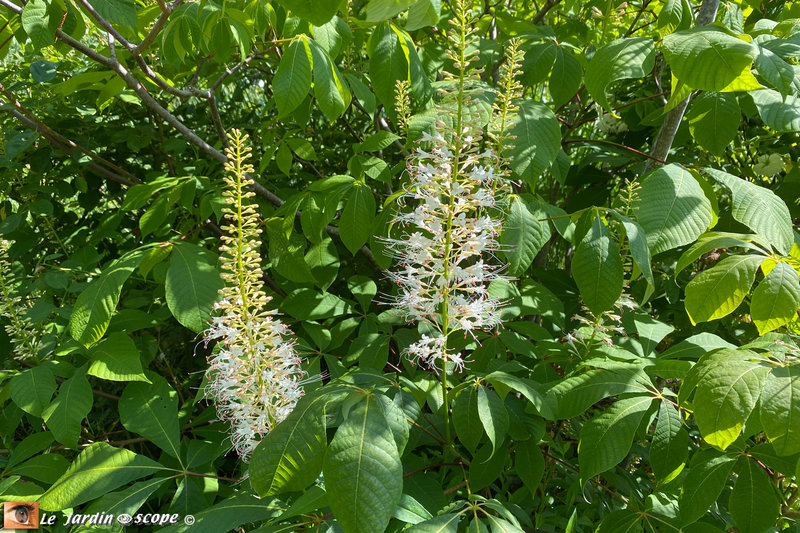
(3, 502, 39, 529)
(117, 513, 133, 525)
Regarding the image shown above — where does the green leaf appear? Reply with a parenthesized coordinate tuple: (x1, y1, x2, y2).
(684, 254, 764, 325)
(693, 352, 770, 450)
(571, 214, 624, 315)
(323, 395, 403, 533)
(596, 510, 643, 533)
(406, 0, 441, 31)
(609, 211, 654, 286)
(42, 368, 93, 449)
(69, 248, 148, 347)
(501, 194, 550, 276)
(306, 237, 340, 291)
(10, 365, 56, 417)
(159, 494, 285, 533)
(119, 376, 181, 459)
(635, 164, 713, 255)
(751, 89, 800, 131)
(274, 37, 313, 116)
(366, 0, 415, 21)
(281, 288, 353, 320)
(578, 396, 653, 482)
(750, 261, 800, 335)
(309, 40, 351, 119)
(679, 449, 736, 525)
(477, 386, 509, 457)
(274, 0, 342, 26)
(759, 364, 800, 456)
(662, 27, 757, 91)
(404, 513, 461, 533)
(515, 439, 544, 496)
(88, 0, 137, 32)
(729, 458, 780, 533)
(704, 168, 794, 254)
(687, 92, 740, 155)
(165, 241, 223, 333)
(339, 181, 376, 255)
(87, 332, 149, 382)
(392, 493, 432, 525)
(453, 384, 482, 453)
(585, 37, 655, 111)
(22, 0, 56, 49)
(754, 45, 795, 94)
(376, 393, 410, 454)
(549, 46, 581, 108)
(368, 22, 410, 113)
(675, 232, 763, 276)
(82, 477, 168, 525)
(38, 442, 165, 511)
(650, 400, 689, 482)
(357, 131, 401, 153)
(543, 366, 652, 420)
(250, 392, 339, 496)
(506, 100, 561, 184)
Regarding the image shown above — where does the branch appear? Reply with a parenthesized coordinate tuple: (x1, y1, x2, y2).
(0, 99, 139, 187)
(531, 0, 562, 23)
(642, 0, 720, 173)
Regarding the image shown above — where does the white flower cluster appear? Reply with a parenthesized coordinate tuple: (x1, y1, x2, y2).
(203, 130, 304, 461)
(386, 130, 506, 370)
(204, 297, 304, 460)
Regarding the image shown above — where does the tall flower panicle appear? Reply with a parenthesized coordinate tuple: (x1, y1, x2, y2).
(386, 130, 508, 371)
(203, 129, 304, 461)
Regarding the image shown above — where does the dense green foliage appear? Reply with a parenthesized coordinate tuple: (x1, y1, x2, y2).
(1, 0, 800, 531)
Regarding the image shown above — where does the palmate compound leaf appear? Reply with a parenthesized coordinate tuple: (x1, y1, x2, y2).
(37, 442, 166, 511)
(684, 254, 765, 325)
(250, 388, 346, 496)
(578, 395, 654, 483)
(729, 457, 781, 533)
(323, 394, 403, 533)
(635, 164, 713, 255)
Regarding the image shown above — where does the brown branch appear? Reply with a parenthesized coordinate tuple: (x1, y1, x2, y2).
(531, 0, 562, 23)
(133, 0, 183, 55)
